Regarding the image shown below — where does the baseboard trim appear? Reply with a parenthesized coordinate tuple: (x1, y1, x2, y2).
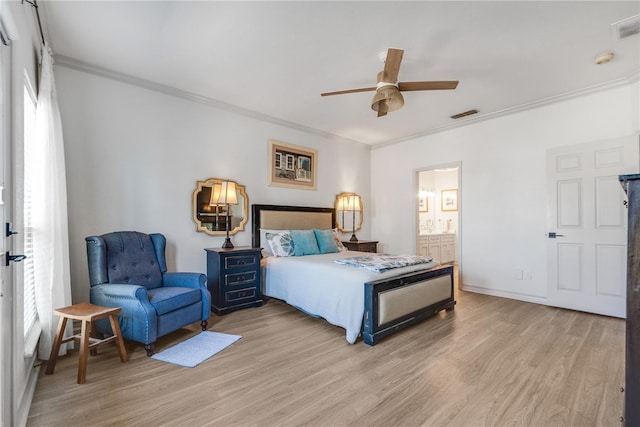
(461, 284, 548, 305)
(16, 363, 40, 427)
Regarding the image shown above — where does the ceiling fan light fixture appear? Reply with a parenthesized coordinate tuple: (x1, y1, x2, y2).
(371, 85, 404, 113)
(594, 51, 614, 65)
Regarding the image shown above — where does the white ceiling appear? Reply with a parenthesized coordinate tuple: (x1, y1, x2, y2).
(40, 1, 640, 147)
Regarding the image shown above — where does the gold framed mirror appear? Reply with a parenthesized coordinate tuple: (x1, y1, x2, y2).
(192, 178, 248, 236)
(334, 192, 363, 234)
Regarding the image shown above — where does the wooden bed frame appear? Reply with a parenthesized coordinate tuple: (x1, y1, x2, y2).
(252, 204, 456, 345)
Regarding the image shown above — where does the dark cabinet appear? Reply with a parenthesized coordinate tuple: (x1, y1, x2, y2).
(620, 174, 640, 427)
(342, 240, 378, 253)
(205, 247, 262, 315)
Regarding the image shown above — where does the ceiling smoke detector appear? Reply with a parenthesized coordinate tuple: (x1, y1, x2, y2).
(594, 52, 615, 65)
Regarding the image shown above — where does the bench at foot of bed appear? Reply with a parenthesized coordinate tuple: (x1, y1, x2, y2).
(362, 265, 455, 346)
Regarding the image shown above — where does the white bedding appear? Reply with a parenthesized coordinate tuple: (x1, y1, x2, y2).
(262, 251, 439, 344)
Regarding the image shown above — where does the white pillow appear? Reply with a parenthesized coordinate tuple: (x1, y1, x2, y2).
(332, 228, 348, 252)
(265, 231, 295, 257)
(260, 228, 287, 256)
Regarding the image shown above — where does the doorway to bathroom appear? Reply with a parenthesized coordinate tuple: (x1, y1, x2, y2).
(415, 163, 461, 286)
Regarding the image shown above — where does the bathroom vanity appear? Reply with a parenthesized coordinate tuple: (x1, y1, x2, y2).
(418, 233, 455, 264)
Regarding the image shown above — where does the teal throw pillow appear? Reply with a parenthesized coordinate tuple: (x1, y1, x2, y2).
(290, 230, 320, 256)
(313, 229, 339, 254)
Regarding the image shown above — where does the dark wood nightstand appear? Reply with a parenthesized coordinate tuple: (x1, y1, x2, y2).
(205, 246, 262, 315)
(342, 240, 378, 253)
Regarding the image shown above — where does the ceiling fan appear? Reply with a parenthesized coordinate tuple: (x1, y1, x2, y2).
(321, 48, 458, 117)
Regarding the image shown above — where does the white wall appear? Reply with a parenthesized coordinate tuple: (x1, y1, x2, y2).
(371, 83, 639, 303)
(54, 66, 371, 304)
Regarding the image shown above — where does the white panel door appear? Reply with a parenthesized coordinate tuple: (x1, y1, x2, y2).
(547, 135, 639, 317)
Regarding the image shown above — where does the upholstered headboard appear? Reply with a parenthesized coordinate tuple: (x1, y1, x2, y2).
(251, 204, 336, 248)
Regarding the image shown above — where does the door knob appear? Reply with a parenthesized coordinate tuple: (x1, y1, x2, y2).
(5, 252, 27, 266)
(5, 222, 17, 237)
(547, 232, 565, 238)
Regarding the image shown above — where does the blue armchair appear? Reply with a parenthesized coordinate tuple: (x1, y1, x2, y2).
(85, 231, 211, 356)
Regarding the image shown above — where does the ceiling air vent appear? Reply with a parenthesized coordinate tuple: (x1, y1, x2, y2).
(451, 109, 478, 120)
(611, 14, 640, 40)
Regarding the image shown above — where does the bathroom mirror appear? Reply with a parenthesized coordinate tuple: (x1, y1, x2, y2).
(334, 192, 363, 233)
(192, 178, 248, 236)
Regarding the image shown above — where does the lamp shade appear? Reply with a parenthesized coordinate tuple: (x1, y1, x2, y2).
(371, 85, 404, 113)
(346, 194, 362, 212)
(336, 194, 349, 212)
(216, 181, 238, 205)
(209, 183, 222, 206)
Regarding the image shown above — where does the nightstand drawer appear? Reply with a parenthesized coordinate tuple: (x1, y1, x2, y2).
(225, 288, 257, 304)
(357, 242, 377, 252)
(225, 271, 257, 287)
(224, 254, 258, 270)
(342, 240, 378, 253)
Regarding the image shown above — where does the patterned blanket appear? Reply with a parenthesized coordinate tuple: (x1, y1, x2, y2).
(333, 254, 434, 273)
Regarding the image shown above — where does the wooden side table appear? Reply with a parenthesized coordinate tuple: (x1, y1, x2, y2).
(45, 302, 127, 384)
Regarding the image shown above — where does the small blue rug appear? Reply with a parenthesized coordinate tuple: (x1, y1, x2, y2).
(151, 331, 242, 368)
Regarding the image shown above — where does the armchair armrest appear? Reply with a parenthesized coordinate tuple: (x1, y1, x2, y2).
(91, 283, 156, 317)
(163, 272, 206, 289)
(162, 272, 211, 321)
(90, 283, 158, 344)
(92, 283, 148, 299)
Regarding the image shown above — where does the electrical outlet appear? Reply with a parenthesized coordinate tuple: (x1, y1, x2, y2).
(515, 270, 523, 280)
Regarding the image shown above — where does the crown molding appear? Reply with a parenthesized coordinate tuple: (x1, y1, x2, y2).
(372, 70, 640, 150)
(53, 55, 369, 149)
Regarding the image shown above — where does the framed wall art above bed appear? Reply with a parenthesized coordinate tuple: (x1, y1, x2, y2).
(267, 140, 317, 191)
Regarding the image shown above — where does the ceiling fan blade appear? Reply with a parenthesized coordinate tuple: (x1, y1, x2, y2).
(382, 48, 403, 83)
(321, 87, 376, 96)
(398, 81, 459, 91)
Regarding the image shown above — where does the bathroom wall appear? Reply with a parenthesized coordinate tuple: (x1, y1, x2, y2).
(418, 167, 459, 234)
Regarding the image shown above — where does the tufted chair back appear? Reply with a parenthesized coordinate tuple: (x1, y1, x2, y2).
(86, 231, 166, 290)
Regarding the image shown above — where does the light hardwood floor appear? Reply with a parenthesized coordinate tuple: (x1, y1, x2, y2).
(27, 290, 625, 427)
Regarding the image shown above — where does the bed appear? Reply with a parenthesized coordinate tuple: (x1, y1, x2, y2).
(252, 204, 456, 345)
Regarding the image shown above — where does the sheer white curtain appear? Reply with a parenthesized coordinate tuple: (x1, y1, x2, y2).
(33, 43, 72, 360)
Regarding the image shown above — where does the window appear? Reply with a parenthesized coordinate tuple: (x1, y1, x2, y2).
(285, 154, 294, 170)
(22, 81, 38, 340)
(274, 152, 282, 169)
